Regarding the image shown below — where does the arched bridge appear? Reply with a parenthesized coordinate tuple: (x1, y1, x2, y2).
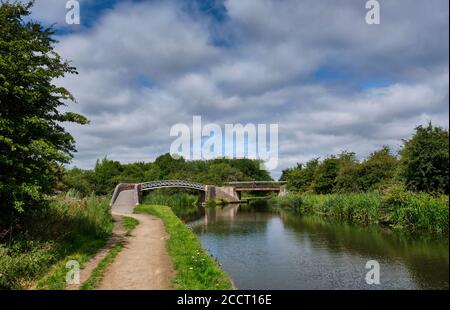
(140, 180, 206, 192)
(110, 180, 287, 214)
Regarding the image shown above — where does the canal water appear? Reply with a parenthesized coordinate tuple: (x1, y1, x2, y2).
(187, 204, 449, 290)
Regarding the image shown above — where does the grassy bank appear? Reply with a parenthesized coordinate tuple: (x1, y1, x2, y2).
(0, 191, 113, 289)
(270, 186, 448, 236)
(135, 204, 233, 290)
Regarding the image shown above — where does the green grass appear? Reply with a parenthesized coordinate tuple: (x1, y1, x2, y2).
(33, 238, 107, 290)
(270, 185, 449, 236)
(80, 243, 124, 290)
(135, 204, 233, 290)
(0, 192, 113, 290)
(122, 216, 139, 236)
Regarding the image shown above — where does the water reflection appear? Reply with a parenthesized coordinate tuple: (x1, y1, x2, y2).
(188, 204, 449, 290)
(189, 204, 276, 228)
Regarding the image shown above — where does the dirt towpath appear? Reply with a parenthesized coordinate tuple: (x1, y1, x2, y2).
(96, 212, 174, 290)
(71, 188, 175, 290)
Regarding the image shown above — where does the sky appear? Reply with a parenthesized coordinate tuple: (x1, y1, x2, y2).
(28, 0, 449, 178)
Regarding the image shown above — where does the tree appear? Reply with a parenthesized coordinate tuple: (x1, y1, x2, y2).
(0, 2, 87, 217)
(312, 156, 340, 194)
(63, 167, 94, 196)
(359, 146, 398, 191)
(279, 167, 294, 182)
(93, 158, 122, 195)
(205, 162, 245, 185)
(335, 153, 361, 193)
(154, 153, 186, 178)
(399, 123, 449, 194)
(227, 158, 272, 181)
(284, 159, 319, 192)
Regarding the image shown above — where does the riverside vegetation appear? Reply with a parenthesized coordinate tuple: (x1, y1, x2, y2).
(0, 191, 112, 289)
(270, 187, 448, 236)
(276, 123, 449, 237)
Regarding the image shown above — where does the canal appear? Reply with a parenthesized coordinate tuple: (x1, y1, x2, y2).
(186, 203, 449, 290)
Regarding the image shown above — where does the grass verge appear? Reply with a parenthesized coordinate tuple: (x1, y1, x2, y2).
(135, 204, 233, 290)
(122, 216, 139, 236)
(33, 238, 107, 290)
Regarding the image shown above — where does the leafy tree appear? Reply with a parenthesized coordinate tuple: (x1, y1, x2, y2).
(399, 123, 449, 194)
(335, 154, 361, 193)
(63, 167, 94, 196)
(312, 156, 340, 194)
(279, 167, 294, 182)
(359, 146, 398, 191)
(142, 163, 162, 181)
(0, 2, 87, 218)
(205, 162, 245, 185)
(120, 162, 153, 183)
(154, 153, 186, 178)
(227, 158, 272, 181)
(93, 158, 122, 195)
(284, 159, 319, 192)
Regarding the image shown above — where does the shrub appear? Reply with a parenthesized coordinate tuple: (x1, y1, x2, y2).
(0, 194, 112, 289)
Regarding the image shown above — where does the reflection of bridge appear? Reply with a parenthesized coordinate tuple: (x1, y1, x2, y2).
(111, 180, 287, 213)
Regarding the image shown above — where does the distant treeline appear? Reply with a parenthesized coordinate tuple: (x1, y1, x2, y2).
(280, 123, 449, 195)
(62, 154, 272, 196)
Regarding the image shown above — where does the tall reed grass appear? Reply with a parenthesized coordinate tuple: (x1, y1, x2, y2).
(270, 186, 448, 236)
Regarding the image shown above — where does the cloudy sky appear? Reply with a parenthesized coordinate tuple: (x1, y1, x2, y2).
(29, 0, 449, 178)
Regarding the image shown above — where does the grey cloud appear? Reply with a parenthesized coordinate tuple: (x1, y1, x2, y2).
(27, 0, 449, 178)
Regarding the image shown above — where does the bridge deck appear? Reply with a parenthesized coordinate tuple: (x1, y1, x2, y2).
(111, 189, 136, 214)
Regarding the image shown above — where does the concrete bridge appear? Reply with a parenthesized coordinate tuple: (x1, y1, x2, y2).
(110, 180, 286, 213)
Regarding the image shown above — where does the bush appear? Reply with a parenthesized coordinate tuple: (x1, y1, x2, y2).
(0, 194, 112, 289)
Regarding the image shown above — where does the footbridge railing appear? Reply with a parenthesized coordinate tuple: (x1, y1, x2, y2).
(139, 180, 206, 192)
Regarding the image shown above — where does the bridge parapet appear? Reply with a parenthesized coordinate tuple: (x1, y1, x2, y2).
(110, 183, 137, 207)
(140, 180, 206, 192)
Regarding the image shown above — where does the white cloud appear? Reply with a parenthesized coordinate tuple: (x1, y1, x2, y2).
(27, 0, 449, 178)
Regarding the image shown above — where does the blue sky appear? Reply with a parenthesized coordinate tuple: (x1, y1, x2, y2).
(29, 0, 449, 178)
